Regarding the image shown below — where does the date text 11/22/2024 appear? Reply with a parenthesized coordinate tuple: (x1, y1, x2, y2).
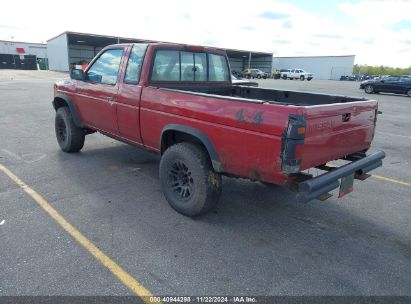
(149, 296, 257, 303)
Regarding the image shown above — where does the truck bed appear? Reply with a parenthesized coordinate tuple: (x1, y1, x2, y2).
(155, 84, 367, 106)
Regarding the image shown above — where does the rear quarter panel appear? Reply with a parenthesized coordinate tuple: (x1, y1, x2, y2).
(140, 87, 301, 185)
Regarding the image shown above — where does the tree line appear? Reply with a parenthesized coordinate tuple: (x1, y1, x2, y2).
(353, 64, 411, 76)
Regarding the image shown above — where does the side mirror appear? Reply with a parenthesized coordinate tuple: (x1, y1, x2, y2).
(70, 69, 85, 81)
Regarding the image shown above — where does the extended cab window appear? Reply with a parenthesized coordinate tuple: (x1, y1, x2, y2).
(86, 49, 123, 85)
(151, 50, 228, 82)
(124, 44, 147, 84)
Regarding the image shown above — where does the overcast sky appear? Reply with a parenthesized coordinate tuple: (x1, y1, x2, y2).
(1, 0, 410, 67)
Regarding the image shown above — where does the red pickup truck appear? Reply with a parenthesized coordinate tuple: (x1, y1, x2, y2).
(53, 42, 385, 216)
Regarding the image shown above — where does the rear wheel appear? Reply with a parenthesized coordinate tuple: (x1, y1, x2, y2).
(257, 75, 261, 79)
(159, 143, 222, 217)
(289, 77, 293, 80)
(364, 85, 374, 94)
(55, 107, 85, 152)
(407, 89, 411, 97)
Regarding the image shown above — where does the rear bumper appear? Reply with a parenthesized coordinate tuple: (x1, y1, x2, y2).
(297, 150, 385, 202)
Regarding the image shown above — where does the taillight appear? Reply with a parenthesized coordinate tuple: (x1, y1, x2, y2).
(281, 115, 306, 174)
(294, 143, 304, 159)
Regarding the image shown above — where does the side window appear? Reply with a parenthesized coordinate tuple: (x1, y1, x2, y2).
(151, 50, 180, 81)
(386, 76, 399, 82)
(208, 54, 229, 82)
(124, 44, 147, 84)
(400, 77, 411, 82)
(86, 49, 123, 85)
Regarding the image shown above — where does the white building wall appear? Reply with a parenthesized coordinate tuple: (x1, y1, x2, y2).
(0, 41, 47, 57)
(273, 56, 355, 80)
(47, 33, 69, 71)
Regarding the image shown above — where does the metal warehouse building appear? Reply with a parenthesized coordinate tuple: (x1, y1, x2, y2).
(0, 40, 47, 70)
(47, 31, 273, 73)
(273, 55, 355, 80)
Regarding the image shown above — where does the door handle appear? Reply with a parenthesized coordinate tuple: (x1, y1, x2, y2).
(106, 96, 114, 104)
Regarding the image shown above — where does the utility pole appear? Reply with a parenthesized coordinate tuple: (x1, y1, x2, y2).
(248, 52, 251, 69)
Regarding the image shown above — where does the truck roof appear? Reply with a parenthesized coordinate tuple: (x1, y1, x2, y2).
(105, 42, 225, 54)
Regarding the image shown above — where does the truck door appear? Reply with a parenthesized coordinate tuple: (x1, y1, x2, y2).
(116, 44, 148, 144)
(74, 48, 124, 135)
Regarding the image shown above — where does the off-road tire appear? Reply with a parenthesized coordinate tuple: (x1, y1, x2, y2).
(364, 85, 374, 94)
(55, 107, 85, 152)
(159, 143, 222, 217)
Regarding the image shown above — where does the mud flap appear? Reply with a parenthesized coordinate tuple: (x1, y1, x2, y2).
(339, 173, 354, 198)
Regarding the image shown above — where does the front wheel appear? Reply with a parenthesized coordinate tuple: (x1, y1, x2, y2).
(407, 89, 411, 97)
(364, 85, 374, 94)
(257, 75, 261, 79)
(159, 143, 222, 217)
(55, 107, 85, 152)
(300, 75, 305, 81)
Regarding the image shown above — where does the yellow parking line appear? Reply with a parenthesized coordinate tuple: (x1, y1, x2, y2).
(0, 164, 158, 303)
(372, 174, 411, 187)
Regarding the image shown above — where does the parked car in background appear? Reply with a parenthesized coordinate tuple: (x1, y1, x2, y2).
(243, 68, 269, 79)
(281, 69, 313, 81)
(340, 75, 357, 81)
(232, 70, 245, 79)
(360, 75, 411, 97)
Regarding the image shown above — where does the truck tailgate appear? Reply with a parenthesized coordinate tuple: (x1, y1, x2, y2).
(300, 100, 378, 170)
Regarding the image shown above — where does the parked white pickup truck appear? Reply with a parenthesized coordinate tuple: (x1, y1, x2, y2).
(281, 69, 313, 81)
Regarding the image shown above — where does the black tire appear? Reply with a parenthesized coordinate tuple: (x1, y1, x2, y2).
(257, 75, 261, 79)
(289, 77, 293, 80)
(55, 107, 85, 152)
(364, 84, 374, 94)
(159, 143, 222, 217)
(407, 89, 411, 97)
(307, 78, 312, 81)
(300, 75, 305, 81)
